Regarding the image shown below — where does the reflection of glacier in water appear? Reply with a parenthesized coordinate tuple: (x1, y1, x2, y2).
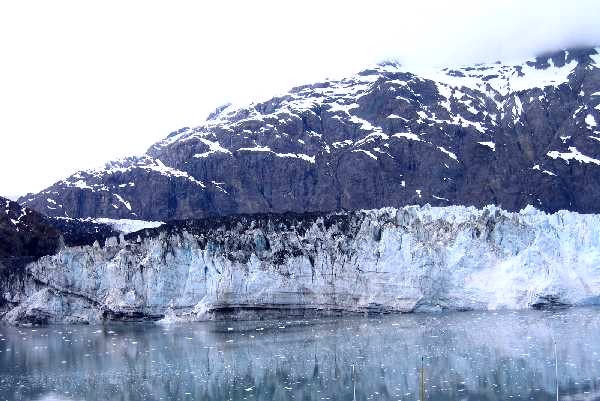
(1, 308, 600, 401)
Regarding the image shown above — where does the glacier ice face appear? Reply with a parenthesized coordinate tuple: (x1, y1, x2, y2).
(4, 205, 600, 324)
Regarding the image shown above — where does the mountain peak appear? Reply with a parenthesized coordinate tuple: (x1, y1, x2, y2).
(19, 47, 600, 220)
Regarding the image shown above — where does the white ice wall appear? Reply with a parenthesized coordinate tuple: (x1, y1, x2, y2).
(5, 205, 600, 323)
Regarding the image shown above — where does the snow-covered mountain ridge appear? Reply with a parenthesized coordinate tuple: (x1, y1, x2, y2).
(19, 47, 600, 220)
(4, 204, 600, 324)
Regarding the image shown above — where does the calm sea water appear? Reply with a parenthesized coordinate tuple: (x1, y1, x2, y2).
(1, 308, 600, 401)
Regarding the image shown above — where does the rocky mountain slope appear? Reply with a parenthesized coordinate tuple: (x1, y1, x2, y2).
(1, 196, 121, 260)
(18, 47, 600, 220)
(0, 196, 62, 269)
(4, 205, 600, 324)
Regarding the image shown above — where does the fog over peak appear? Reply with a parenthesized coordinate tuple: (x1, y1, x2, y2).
(1, 0, 599, 197)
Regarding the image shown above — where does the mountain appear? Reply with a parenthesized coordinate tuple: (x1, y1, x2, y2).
(19, 47, 600, 220)
(4, 205, 600, 324)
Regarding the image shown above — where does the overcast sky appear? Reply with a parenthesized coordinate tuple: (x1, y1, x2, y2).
(1, 0, 600, 199)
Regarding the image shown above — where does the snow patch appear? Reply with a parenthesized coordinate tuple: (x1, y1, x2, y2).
(354, 132, 389, 147)
(273, 153, 316, 163)
(585, 114, 597, 130)
(513, 95, 523, 125)
(352, 149, 378, 160)
(93, 218, 164, 234)
(547, 147, 600, 166)
(437, 146, 458, 161)
(238, 146, 271, 152)
(237, 146, 314, 163)
(152, 159, 206, 188)
(113, 194, 132, 211)
(392, 132, 421, 142)
(478, 142, 496, 151)
(193, 138, 232, 158)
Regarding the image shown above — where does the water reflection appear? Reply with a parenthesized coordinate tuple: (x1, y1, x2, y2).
(1, 308, 600, 401)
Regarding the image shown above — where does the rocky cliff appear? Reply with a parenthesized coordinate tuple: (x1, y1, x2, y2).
(18, 47, 600, 220)
(4, 205, 600, 324)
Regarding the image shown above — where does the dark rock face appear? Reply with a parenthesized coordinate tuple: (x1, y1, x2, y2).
(0, 196, 62, 269)
(46, 218, 118, 248)
(0, 196, 118, 263)
(19, 48, 600, 220)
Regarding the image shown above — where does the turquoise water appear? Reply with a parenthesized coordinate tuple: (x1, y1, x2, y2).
(1, 308, 600, 401)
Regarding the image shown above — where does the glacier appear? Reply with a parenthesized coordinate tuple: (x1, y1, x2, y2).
(3, 204, 600, 324)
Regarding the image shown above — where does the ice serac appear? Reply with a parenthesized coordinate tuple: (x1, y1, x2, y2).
(4, 205, 600, 324)
(19, 47, 600, 219)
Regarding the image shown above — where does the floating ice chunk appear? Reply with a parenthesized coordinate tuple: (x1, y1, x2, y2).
(156, 307, 180, 325)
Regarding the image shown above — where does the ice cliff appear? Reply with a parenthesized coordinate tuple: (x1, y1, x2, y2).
(3, 204, 600, 324)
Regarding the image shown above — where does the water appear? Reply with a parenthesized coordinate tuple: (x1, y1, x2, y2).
(1, 308, 600, 401)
